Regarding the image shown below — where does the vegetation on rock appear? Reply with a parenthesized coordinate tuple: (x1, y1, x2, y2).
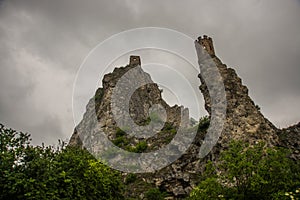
(144, 188, 166, 200)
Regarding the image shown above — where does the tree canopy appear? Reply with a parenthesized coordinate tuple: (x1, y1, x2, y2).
(0, 124, 124, 200)
(189, 140, 300, 200)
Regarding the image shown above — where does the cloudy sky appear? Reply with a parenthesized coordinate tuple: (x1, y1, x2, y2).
(0, 0, 299, 145)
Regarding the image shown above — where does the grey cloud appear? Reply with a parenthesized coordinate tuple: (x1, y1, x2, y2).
(0, 0, 299, 145)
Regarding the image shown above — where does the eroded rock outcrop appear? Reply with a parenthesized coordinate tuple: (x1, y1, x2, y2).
(69, 56, 189, 149)
(196, 35, 279, 150)
(69, 36, 298, 199)
(279, 122, 300, 160)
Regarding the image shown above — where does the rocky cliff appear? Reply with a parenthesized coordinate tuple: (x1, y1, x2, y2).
(196, 36, 279, 151)
(69, 57, 189, 149)
(69, 35, 299, 199)
(278, 122, 300, 160)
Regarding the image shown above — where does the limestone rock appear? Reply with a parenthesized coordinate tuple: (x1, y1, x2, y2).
(196, 36, 280, 149)
(69, 36, 299, 199)
(278, 122, 300, 160)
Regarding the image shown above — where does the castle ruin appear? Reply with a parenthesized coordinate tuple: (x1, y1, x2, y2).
(129, 55, 141, 66)
(196, 35, 215, 56)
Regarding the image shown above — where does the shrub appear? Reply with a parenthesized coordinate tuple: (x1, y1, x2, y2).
(144, 188, 166, 200)
(116, 127, 126, 137)
(113, 136, 129, 147)
(134, 141, 148, 153)
(198, 116, 210, 130)
(164, 122, 174, 131)
(125, 173, 137, 184)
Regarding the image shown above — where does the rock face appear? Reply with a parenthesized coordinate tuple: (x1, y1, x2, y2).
(69, 36, 299, 199)
(196, 35, 279, 149)
(69, 55, 193, 199)
(69, 56, 189, 149)
(278, 122, 300, 160)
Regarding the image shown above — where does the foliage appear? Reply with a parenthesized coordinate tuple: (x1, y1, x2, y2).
(189, 177, 224, 200)
(281, 187, 300, 200)
(144, 188, 166, 200)
(94, 88, 104, 111)
(94, 88, 104, 103)
(189, 140, 300, 200)
(162, 122, 177, 135)
(134, 141, 148, 153)
(51, 147, 124, 200)
(198, 115, 210, 131)
(125, 173, 137, 184)
(116, 127, 126, 137)
(113, 136, 129, 147)
(163, 122, 174, 131)
(0, 123, 124, 200)
(125, 141, 148, 153)
(113, 127, 148, 153)
(189, 161, 224, 200)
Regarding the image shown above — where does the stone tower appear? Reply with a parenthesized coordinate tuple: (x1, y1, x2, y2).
(129, 55, 141, 66)
(197, 35, 215, 56)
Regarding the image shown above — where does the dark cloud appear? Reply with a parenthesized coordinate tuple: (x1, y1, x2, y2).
(0, 0, 299, 145)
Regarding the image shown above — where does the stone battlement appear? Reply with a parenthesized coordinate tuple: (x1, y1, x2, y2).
(196, 35, 215, 56)
(129, 55, 141, 66)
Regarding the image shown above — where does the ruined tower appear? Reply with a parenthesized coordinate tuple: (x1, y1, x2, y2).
(196, 35, 215, 56)
(129, 55, 141, 66)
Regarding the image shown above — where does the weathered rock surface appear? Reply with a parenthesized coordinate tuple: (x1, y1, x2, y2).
(69, 36, 299, 199)
(197, 36, 279, 149)
(69, 57, 189, 149)
(69, 55, 193, 199)
(278, 122, 300, 160)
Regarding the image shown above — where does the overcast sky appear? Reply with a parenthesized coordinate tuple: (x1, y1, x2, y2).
(0, 0, 299, 145)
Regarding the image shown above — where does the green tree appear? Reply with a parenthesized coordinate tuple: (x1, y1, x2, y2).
(0, 123, 124, 200)
(51, 146, 124, 200)
(189, 140, 300, 200)
(188, 161, 224, 200)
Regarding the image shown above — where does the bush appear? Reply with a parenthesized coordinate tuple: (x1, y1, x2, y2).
(116, 128, 126, 137)
(144, 188, 166, 200)
(134, 141, 148, 153)
(113, 136, 129, 147)
(163, 122, 174, 131)
(198, 116, 210, 130)
(162, 123, 177, 135)
(125, 173, 137, 184)
(94, 88, 104, 102)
